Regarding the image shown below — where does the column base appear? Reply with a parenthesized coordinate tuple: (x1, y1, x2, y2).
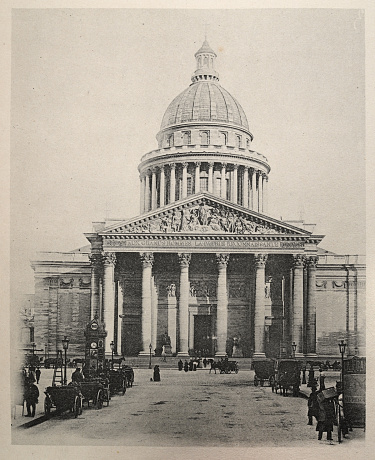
(177, 351, 189, 358)
(138, 351, 154, 357)
(215, 352, 228, 358)
(252, 352, 266, 359)
(295, 353, 304, 359)
(305, 353, 318, 358)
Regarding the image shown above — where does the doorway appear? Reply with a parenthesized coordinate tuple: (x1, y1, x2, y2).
(194, 315, 212, 356)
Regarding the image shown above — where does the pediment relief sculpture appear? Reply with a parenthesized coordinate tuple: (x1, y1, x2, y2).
(116, 202, 288, 235)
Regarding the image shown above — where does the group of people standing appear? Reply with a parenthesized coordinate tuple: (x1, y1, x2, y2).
(22, 366, 41, 418)
(177, 358, 200, 372)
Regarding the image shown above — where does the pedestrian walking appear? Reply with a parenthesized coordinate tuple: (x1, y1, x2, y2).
(153, 365, 161, 382)
(35, 367, 41, 384)
(178, 359, 183, 371)
(316, 394, 336, 443)
(307, 364, 315, 387)
(24, 380, 39, 417)
(189, 359, 193, 371)
(184, 360, 189, 372)
(307, 386, 319, 425)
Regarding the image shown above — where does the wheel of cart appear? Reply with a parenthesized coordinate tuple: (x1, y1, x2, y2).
(44, 385, 83, 418)
(275, 359, 302, 396)
(80, 380, 107, 410)
(123, 366, 134, 388)
(107, 369, 127, 396)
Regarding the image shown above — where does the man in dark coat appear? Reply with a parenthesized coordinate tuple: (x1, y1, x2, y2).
(25, 381, 39, 417)
(178, 359, 183, 371)
(307, 386, 319, 425)
(35, 367, 41, 384)
(71, 368, 84, 384)
(316, 395, 336, 442)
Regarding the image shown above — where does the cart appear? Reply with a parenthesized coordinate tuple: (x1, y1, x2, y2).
(80, 378, 110, 409)
(44, 384, 82, 417)
(123, 366, 134, 388)
(107, 369, 127, 395)
(275, 359, 301, 397)
(220, 360, 238, 374)
(253, 359, 275, 389)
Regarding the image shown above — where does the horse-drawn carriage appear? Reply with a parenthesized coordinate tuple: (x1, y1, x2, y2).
(80, 378, 110, 409)
(253, 359, 276, 389)
(107, 369, 127, 395)
(275, 359, 301, 397)
(44, 385, 82, 418)
(123, 365, 134, 388)
(209, 359, 239, 374)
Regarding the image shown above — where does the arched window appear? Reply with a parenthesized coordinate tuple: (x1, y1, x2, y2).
(166, 134, 174, 147)
(204, 56, 208, 66)
(236, 135, 242, 148)
(183, 131, 191, 144)
(219, 131, 227, 145)
(200, 131, 209, 145)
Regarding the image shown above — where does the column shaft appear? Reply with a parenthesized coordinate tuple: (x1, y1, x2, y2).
(117, 280, 123, 355)
(170, 164, 176, 203)
(208, 162, 214, 193)
(292, 255, 304, 356)
(258, 173, 263, 213)
(221, 163, 226, 199)
(145, 172, 150, 212)
(195, 162, 201, 194)
(102, 252, 116, 354)
(89, 254, 102, 319)
(160, 166, 165, 207)
(254, 254, 267, 357)
(243, 167, 249, 208)
(178, 253, 191, 356)
(140, 252, 154, 354)
(140, 175, 145, 214)
(151, 168, 157, 210)
(251, 169, 257, 210)
(263, 176, 268, 214)
(306, 257, 318, 356)
(216, 254, 230, 356)
(233, 166, 238, 203)
(182, 163, 188, 198)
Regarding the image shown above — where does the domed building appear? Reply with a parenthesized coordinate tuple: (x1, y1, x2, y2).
(30, 40, 365, 364)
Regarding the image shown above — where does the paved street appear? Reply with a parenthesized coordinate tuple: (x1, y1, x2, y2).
(12, 367, 365, 449)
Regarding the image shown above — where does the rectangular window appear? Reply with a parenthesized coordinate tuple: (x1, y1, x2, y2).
(215, 177, 221, 196)
(187, 177, 193, 195)
(226, 178, 230, 200)
(200, 177, 208, 191)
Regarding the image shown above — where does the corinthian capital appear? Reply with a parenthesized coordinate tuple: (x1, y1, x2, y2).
(178, 253, 191, 267)
(216, 253, 230, 268)
(254, 254, 268, 268)
(103, 252, 116, 266)
(140, 252, 154, 268)
(293, 254, 304, 268)
(89, 253, 103, 267)
(307, 256, 319, 269)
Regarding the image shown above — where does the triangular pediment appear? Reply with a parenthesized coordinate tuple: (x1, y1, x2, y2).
(101, 193, 311, 237)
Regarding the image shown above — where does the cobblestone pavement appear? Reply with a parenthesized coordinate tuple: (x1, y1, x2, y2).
(12, 368, 365, 449)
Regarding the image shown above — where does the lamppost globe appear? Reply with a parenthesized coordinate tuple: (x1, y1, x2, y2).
(62, 336, 69, 385)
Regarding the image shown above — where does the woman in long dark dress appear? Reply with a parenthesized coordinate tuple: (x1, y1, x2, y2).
(153, 365, 161, 382)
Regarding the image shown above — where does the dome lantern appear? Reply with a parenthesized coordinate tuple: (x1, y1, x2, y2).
(192, 39, 219, 83)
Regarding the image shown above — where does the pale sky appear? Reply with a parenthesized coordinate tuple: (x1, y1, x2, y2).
(11, 8, 365, 297)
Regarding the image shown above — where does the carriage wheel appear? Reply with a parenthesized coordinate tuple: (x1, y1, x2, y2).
(96, 389, 103, 409)
(121, 379, 126, 395)
(254, 376, 258, 386)
(73, 396, 81, 418)
(44, 396, 52, 416)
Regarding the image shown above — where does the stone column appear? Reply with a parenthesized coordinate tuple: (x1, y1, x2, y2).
(151, 167, 157, 210)
(263, 176, 268, 214)
(167, 283, 177, 354)
(139, 252, 154, 355)
(258, 172, 263, 213)
(178, 253, 191, 356)
(292, 254, 304, 357)
(195, 162, 201, 194)
(89, 253, 102, 319)
(254, 254, 268, 357)
(251, 169, 257, 211)
(216, 254, 230, 356)
(243, 167, 249, 208)
(233, 165, 238, 204)
(169, 163, 176, 204)
(220, 163, 226, 199)
(145, 172, 150, 212)
(306, 256, 318, 356)
(159, 165, 165, 207)
(140, 174, 145, 214)
(182, 162, 188, 198)
(208, 162, 214, 194)
(117, 280, 123, 355)
(102, 252, 116, 353)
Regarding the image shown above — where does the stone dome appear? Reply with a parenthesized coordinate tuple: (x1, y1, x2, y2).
(160, 81, 250, 131)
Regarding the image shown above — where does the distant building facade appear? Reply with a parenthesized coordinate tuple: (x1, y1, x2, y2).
(30, 40, 365, 360)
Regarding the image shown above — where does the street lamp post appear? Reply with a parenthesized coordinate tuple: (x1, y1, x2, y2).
(110, 341, 115, 369)
(292, 342, 297, 359)
(62, 336, 70, 385)
(149, 343, 152, 369)
(31, 342, 36, 355)
(338, 339, 346, 407)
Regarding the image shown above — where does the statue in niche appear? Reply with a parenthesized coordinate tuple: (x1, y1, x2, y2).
(265, 277, 272, 298)
(167, 283, 176, 297)
(189, 285, 197, 297)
